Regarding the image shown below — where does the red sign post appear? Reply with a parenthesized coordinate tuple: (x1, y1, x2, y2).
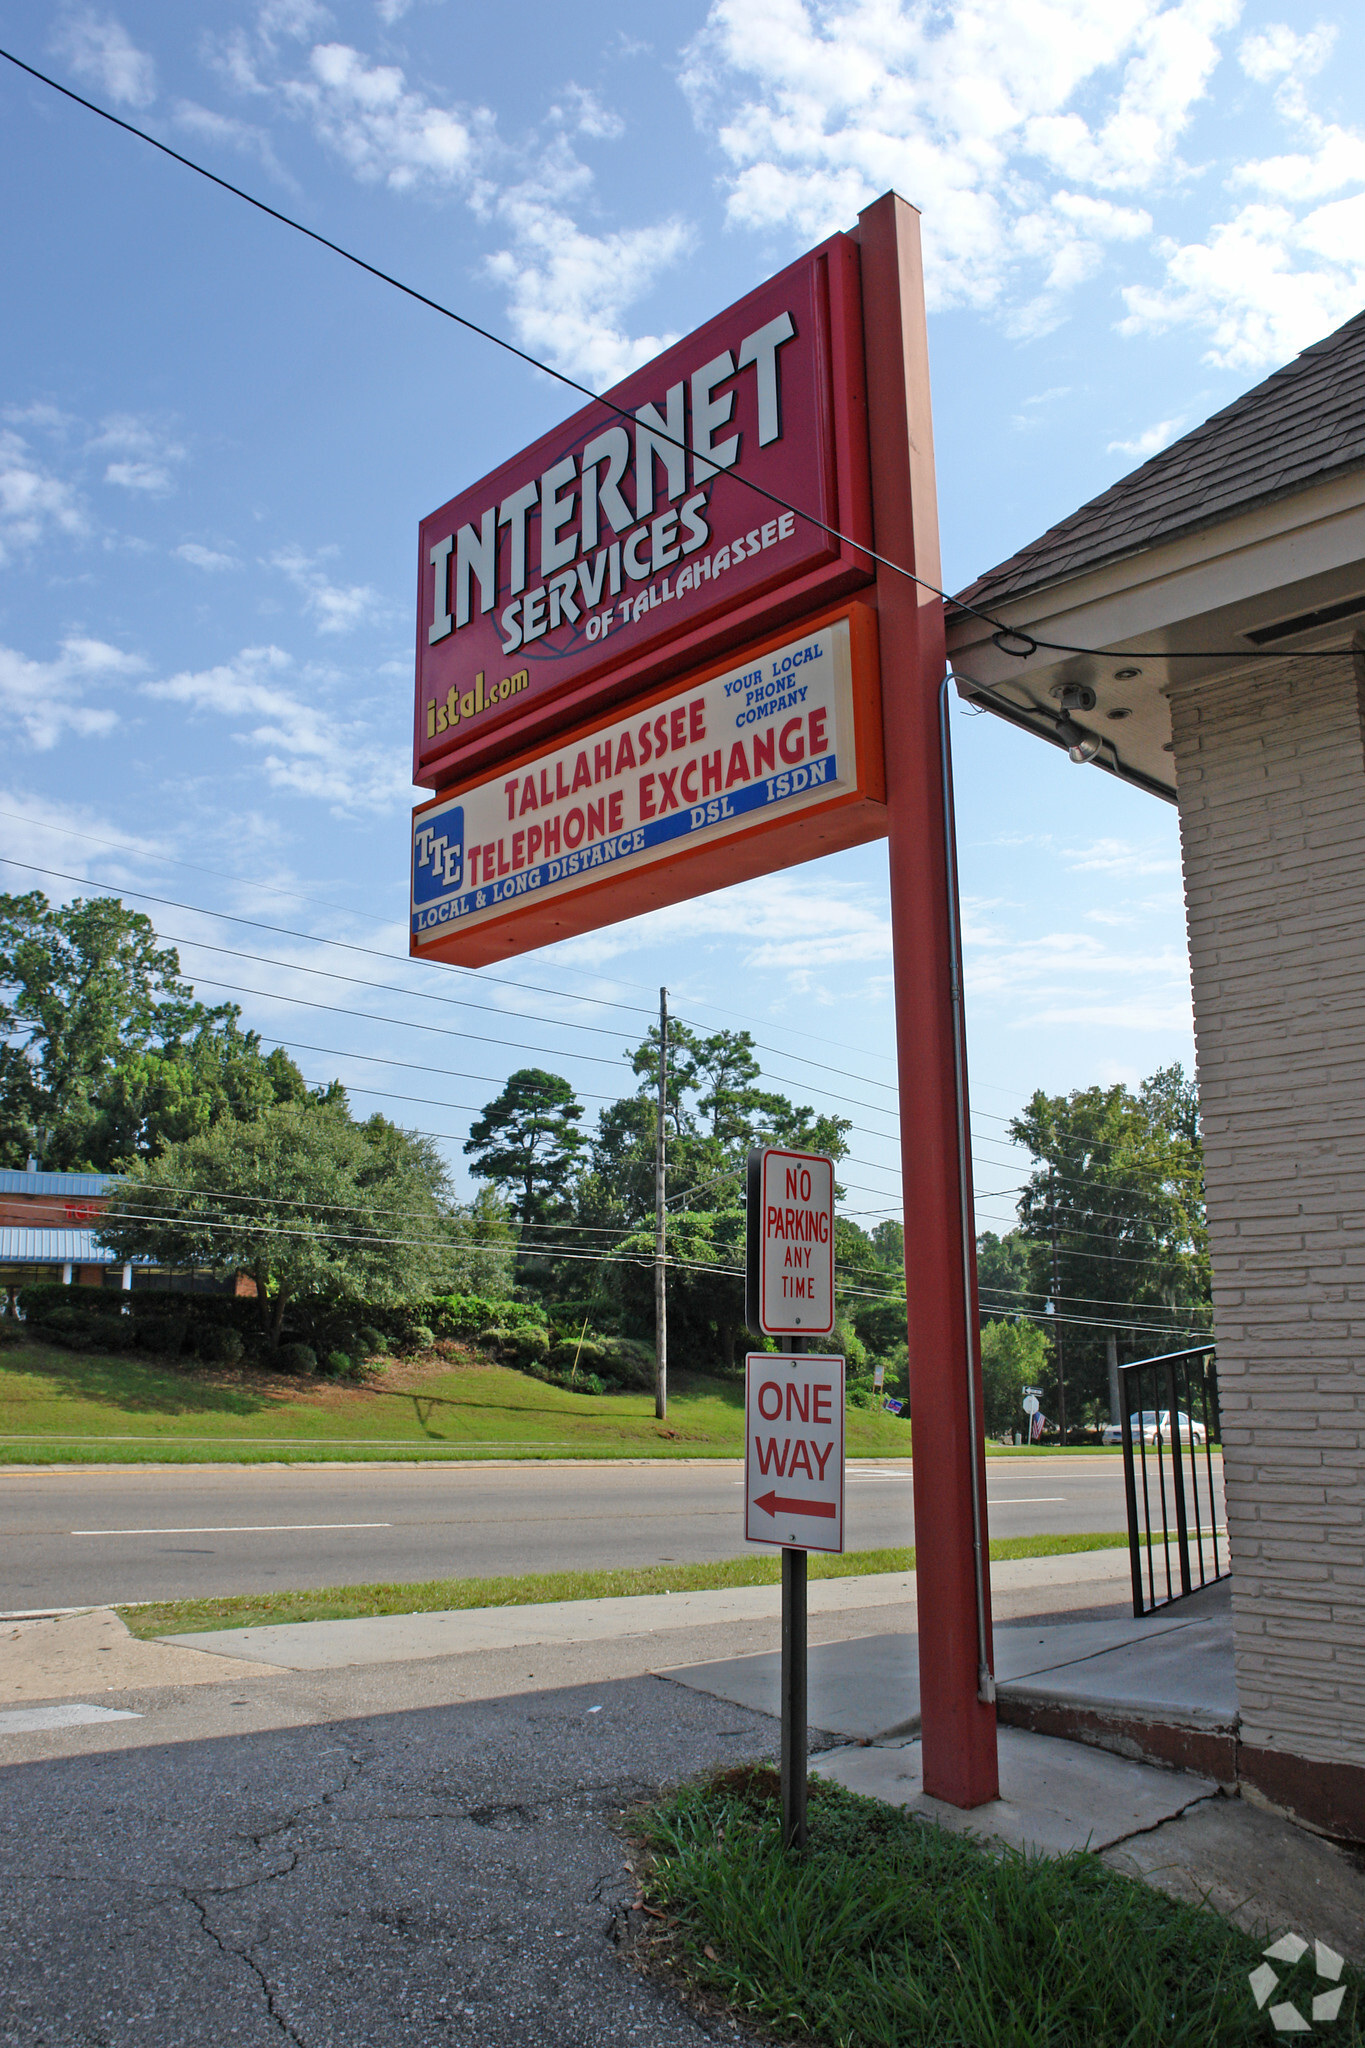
(408, 190, 997, 1812)
(857, 192, 997, 1806)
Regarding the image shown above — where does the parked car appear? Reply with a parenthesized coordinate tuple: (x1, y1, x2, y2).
(1100, 1409, 1207, 1447)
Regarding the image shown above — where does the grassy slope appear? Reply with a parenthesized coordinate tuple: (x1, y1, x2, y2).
(0, 1337, 916, 1464)
(121, 1532, 1129, 1638)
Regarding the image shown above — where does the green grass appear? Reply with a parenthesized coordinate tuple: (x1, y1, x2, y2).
(118, 1532, 1128, 1639)
(0, 1337, 914, 1464)
(634, 1767, 1363, 2047)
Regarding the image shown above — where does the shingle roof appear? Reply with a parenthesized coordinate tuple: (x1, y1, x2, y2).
(953, 307, 1365, 616)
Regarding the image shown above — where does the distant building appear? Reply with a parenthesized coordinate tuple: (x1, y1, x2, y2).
(947, 306, 1365, 1842)
(0, 1164, 255, 1312)
(0, 1167, 128, 1300)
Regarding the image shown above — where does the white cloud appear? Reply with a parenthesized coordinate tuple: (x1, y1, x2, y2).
(53, 11, 156, 108)
(551, 868, 892, 996)
(0, 788, 173, 898)
(1238, 23, 1333, 86)
(219, 24, 686, 388)
(142, 645, 409, 811)
(0, 430, 87, 561)
(271, 546, 384, 633)
(90, 413, 186, 494)
(176, 542, 238, 571)
(172, 102, 296, 186)
(550, 85, 625, 142)
(685, 0, 1365, 368)
(1122, 19, 1365, 366)
(0, 635, 138, 749)
(683, 0, 1236, 327)
(484, 175, 692, 389)
(1119, 199, 1365, 369)
(279, 40, 489, 189)
(1107, 414, 1187, 456)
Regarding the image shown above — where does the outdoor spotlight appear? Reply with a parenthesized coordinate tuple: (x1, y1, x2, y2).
(1056, 714, 1102, 763)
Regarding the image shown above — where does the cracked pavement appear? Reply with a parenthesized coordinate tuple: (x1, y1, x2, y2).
(0, 1674, 772, 2046)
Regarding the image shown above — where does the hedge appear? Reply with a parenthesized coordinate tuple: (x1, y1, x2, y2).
(9, 1283, 655, 1390)
(14, 1283, 539, 1363)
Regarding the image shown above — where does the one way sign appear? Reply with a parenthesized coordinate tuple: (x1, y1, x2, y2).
(745, 1352, 845, 1553)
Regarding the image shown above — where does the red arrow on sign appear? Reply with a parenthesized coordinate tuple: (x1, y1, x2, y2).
(754, 1490, 837, 1521)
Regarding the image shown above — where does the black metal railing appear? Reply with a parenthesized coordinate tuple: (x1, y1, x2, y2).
(1119, 1345, 1226, 1617)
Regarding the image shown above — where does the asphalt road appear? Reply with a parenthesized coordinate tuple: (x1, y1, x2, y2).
(0, 1452, 1218, 1611)
(0, 1668, 778, 2048)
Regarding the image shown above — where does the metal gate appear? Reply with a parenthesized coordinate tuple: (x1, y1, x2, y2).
(1119, 1344, 1227, 1617)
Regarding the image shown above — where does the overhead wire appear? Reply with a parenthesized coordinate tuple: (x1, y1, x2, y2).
(0, 41, 1348, 676)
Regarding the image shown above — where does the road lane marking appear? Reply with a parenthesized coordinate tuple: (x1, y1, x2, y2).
(70, 1522, 393, 1536)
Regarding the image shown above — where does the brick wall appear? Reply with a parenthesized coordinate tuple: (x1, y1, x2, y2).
(1170, 651, 1365, 1772)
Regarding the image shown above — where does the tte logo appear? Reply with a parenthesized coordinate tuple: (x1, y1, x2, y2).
(412, 809, 464, 903)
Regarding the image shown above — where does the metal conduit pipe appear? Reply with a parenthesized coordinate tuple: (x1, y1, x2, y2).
(938, 673, 996, 1705)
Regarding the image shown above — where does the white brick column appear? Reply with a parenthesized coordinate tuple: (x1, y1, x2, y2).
(1171, 651, 1365, 1832)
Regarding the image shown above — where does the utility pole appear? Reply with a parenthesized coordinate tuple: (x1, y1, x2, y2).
(654, 986, 668, 1421)
(1050, 1166, 1068, 1447)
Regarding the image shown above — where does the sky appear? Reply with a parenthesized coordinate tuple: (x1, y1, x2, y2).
(1, 0, 1362, 1244)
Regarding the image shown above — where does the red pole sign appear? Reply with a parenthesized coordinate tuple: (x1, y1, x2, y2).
(406, 189, 996, 1813)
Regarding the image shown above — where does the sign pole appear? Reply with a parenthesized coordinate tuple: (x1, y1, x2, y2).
(856, 192, 999, 1807)
(654, 986, 668, 1421)
(781, 1522, 808, 1853)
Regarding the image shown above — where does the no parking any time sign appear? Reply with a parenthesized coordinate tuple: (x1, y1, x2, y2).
(745, 1145, 835, 1338)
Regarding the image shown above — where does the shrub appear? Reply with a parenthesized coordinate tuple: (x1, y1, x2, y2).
(135, 1311, 188, 1356)
(277, 1342, 317, 1376)
(356, 1326, 386, 1357)
(197, 1325, 245, 1365)
(426, 1293, 546, 1341)
(408, 1324, 436, 1353)
(480, 1323, 550, 1370)
(322, 1350, 352, 1378)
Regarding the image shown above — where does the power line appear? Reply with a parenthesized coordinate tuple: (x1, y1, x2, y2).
(0, 43, 1345, 676)
(0, 855, 906, 1125)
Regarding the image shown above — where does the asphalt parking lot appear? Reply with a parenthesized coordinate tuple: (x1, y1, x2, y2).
(0, 1669, 773, 2048)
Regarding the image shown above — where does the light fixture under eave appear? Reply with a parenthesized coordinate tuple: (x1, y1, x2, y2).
(1056, 713, 1103, 763)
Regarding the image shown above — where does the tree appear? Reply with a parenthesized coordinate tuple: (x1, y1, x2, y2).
(0, 890, 308, 1170)
(96, 1098, 458, 1348)
(590, 1024, 851, 1231)
(975, 1230, 1033, 1321)
(607, 1209, 749, 1371)
(871, 1219, 904, 1270)
(464, 1068, 587, 1225)
(979, 1318, 1051, 1437)
(1008, 1066, 1209, 1434)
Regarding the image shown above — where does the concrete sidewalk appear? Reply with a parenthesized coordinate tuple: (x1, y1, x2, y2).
(153, 1547, 1134, 1670)
(665, 1575, 1235, 1755)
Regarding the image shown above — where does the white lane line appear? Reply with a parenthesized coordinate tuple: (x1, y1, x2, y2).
(986, 1497, 1066, 1506)
(70, 1522, 393, 1536)
(0, 1704, 141, 1733)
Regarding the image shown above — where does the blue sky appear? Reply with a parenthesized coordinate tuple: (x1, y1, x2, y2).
(2, 0, 1363, 1237)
